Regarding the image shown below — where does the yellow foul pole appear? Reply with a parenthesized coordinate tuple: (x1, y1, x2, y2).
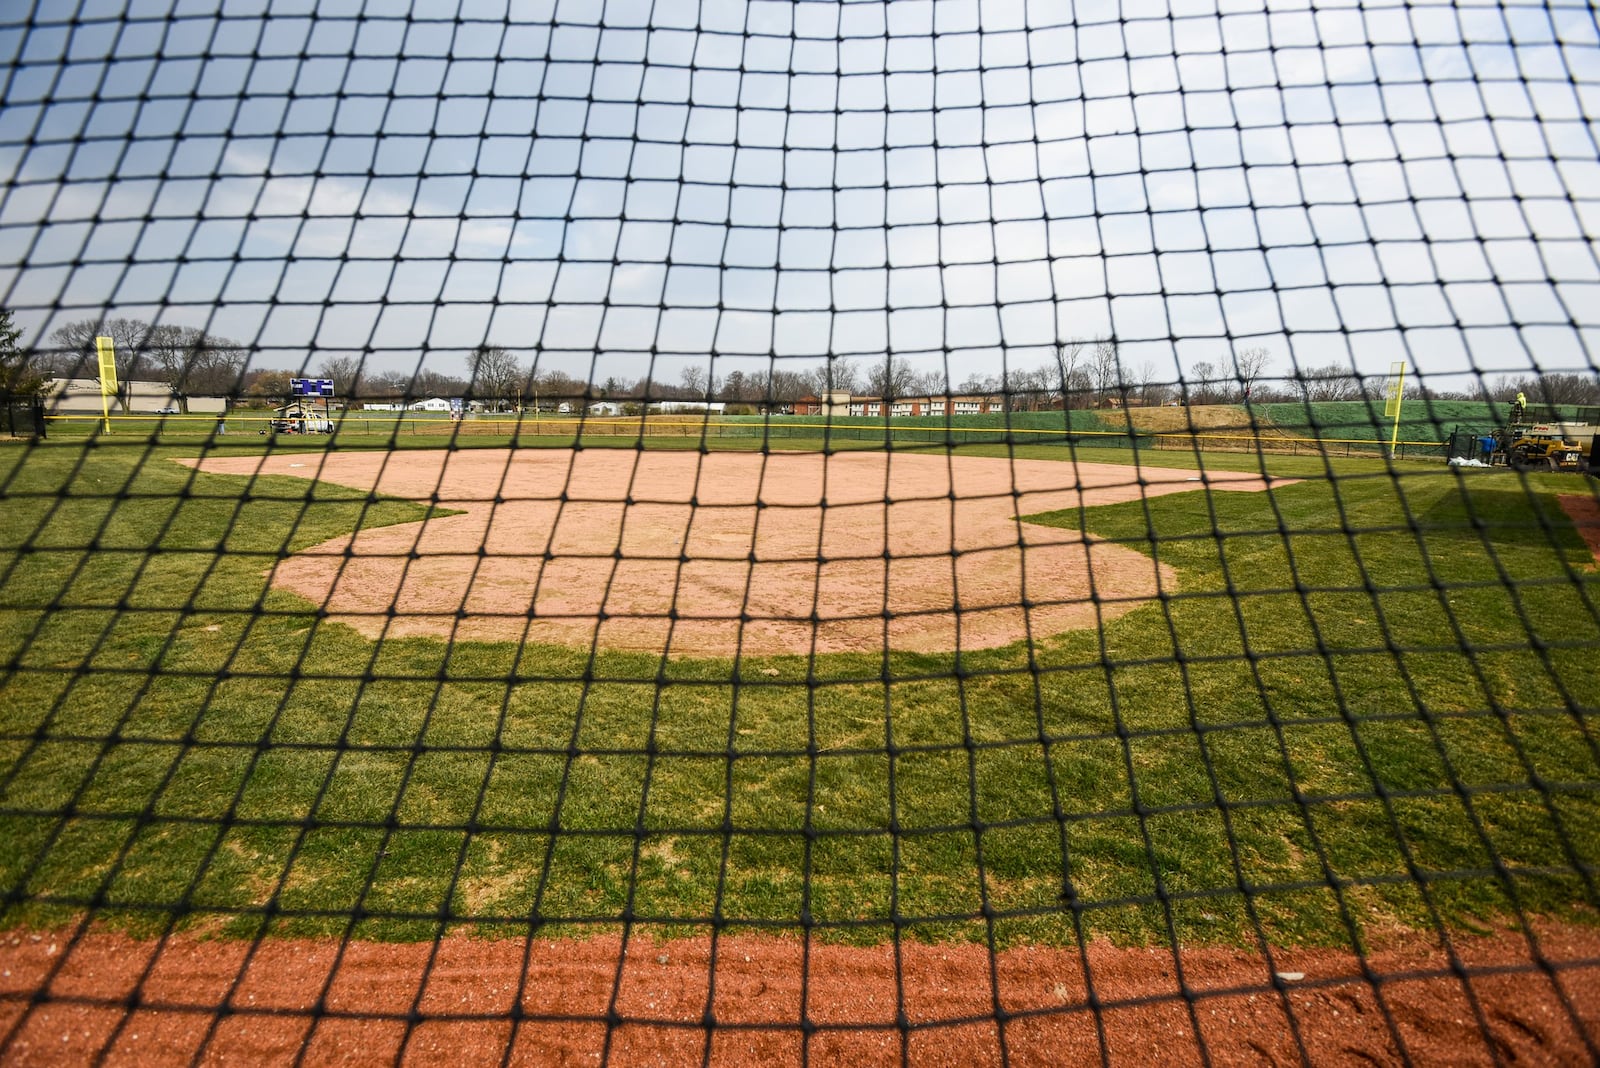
(95, 336, 118, 433)
(1384, 361, 1406, 459)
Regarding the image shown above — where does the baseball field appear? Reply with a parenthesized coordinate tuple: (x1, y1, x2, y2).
(1, 433, 1597, 1063)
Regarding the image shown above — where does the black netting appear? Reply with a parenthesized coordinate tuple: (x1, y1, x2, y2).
(2, 0, 1598, 1063)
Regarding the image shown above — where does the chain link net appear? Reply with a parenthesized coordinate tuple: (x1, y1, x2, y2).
(2, 0, 1598, 1063)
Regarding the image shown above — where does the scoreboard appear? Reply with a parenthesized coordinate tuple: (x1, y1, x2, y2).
(291, 378, 336, 397)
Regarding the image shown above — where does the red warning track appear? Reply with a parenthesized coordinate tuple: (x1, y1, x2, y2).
(3, 925, 1596, 1065)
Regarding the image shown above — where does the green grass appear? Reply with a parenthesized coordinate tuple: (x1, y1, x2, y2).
(43, 408, 1131, 453)
(1253, 399, 1520, 442)
(0, 438, 1596, 953)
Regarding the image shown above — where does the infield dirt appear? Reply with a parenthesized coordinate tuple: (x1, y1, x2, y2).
(3, 924, 1595, 1066)
(182, 449, 1288, 657)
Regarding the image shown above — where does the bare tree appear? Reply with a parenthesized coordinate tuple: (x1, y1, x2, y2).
(679, 364, 708, 399)
(47, 317, 153, 410)
(1501, 372, 1600, 407)
(1484, 375, 1521, 403)
(146, 325, 247, 410)
(318, 355, 363, 401)
(1406, 382, 1474, 402)
(1052, 339, 1085, 409)
(34, 322, 91, 379)
(368, 365, 470, 406)
(145, 325, 192, 391)
(808, 358, 861, 397)
(193, 335, 247, 396)
(532, 368, 585, 409)
(914, 368, 947, 397)
(413, 367, 471, 400)
(958, 371, 997, 395)
(1187, 360, 1219, 405)
(1003, 365, 1050, 411)
(1233, 346, 1271, 402)
(364, 369, 409, 403)
(468, 345, 523, 410)
(1089, 338, 1122, 405)
(765, 368, 811, 405)
(1294, 363, 1364, 402)
(1134, 360, 1171, 407)
(866, 355, 918, 399)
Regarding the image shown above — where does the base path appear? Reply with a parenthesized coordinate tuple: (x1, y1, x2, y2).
(182, 449, 1289, 657)
(1559, 494, 1600, 568)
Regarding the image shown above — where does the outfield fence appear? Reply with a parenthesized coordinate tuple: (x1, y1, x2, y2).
(0, 395, 46, 440)
(43, 412, 1462, 460)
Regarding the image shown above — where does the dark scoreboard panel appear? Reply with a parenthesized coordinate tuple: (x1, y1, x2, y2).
(291, 379, 335, 397)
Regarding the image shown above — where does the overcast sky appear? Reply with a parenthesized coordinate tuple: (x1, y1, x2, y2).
(1, 0, 1597, 394)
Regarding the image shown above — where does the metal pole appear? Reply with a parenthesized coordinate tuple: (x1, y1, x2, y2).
(1388, 363, 1406, 459)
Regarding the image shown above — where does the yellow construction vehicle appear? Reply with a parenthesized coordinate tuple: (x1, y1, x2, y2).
(1489, 420, 1589, 472)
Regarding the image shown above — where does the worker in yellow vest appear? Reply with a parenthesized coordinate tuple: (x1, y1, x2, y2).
(1512, 390, 1526, 423)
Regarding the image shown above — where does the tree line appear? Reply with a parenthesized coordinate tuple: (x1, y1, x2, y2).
(6, 312, 1594, 414)
(312, 349, 884, 412)
(20, 317, 249, 414)
(306, 350, 1600, 412)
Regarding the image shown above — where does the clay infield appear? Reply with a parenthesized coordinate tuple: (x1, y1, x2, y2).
(181, 449, 1289, 657)
(3, 926, 1596, 1065)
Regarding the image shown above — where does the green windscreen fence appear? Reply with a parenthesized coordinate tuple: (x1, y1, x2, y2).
(1, 0, 1598, 1063)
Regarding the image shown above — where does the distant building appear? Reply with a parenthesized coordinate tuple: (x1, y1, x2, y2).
(793, 390, 852, 417)
(1097, 396, 1147, 410)
(42, 378, 233, 415)
(651, 400, 727, 415)
(406, 397, 455, 412)
(45, 378, 175, 413)
(945, 394, 1009, 414)
(587, 401, 625, 416)
(846, 394, 1007, 417)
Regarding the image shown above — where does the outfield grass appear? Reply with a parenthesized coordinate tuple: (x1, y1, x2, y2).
(1252, 399, 1523, 443)
(0, 438, 1596, 952)
(48, 404, 1474, 465)
(45, 408, 1140, 458)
